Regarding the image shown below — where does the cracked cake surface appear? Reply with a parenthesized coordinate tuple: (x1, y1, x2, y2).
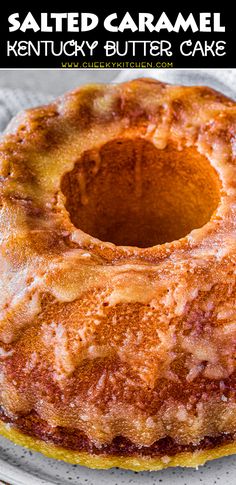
(0, 78, 236, 470)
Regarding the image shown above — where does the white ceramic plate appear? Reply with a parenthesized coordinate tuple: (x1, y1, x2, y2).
(0, 434, 236, 485)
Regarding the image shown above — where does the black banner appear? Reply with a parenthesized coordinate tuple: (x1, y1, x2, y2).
(0, 8, 234, 68)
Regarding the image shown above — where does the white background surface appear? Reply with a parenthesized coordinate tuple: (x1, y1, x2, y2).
(0, 69, 236, 97)
(0, 70, 117, 95)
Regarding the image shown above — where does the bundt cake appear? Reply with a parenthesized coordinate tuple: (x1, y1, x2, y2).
(0, 78, 236, 471)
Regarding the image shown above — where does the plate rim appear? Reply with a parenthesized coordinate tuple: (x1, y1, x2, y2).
(0, 457, 56, 485)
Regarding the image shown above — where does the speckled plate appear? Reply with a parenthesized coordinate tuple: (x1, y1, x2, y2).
(0, 434, 235, 485)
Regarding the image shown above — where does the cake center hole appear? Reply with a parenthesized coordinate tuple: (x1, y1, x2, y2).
(61, 138, 221, 247)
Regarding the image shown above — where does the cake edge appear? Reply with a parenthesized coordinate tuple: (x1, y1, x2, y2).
(0, 420, 235, 471)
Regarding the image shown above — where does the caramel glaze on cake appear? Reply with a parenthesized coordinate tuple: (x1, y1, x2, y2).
(1, 78, 236, 470)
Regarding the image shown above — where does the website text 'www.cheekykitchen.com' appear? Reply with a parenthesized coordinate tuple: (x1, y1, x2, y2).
(61, 60, 174, 68)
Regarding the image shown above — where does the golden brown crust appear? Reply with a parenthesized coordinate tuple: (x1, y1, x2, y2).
(1, 78, 236, 468)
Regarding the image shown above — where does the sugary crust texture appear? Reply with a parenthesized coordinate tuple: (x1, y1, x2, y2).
(1, 78, 236, 468)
